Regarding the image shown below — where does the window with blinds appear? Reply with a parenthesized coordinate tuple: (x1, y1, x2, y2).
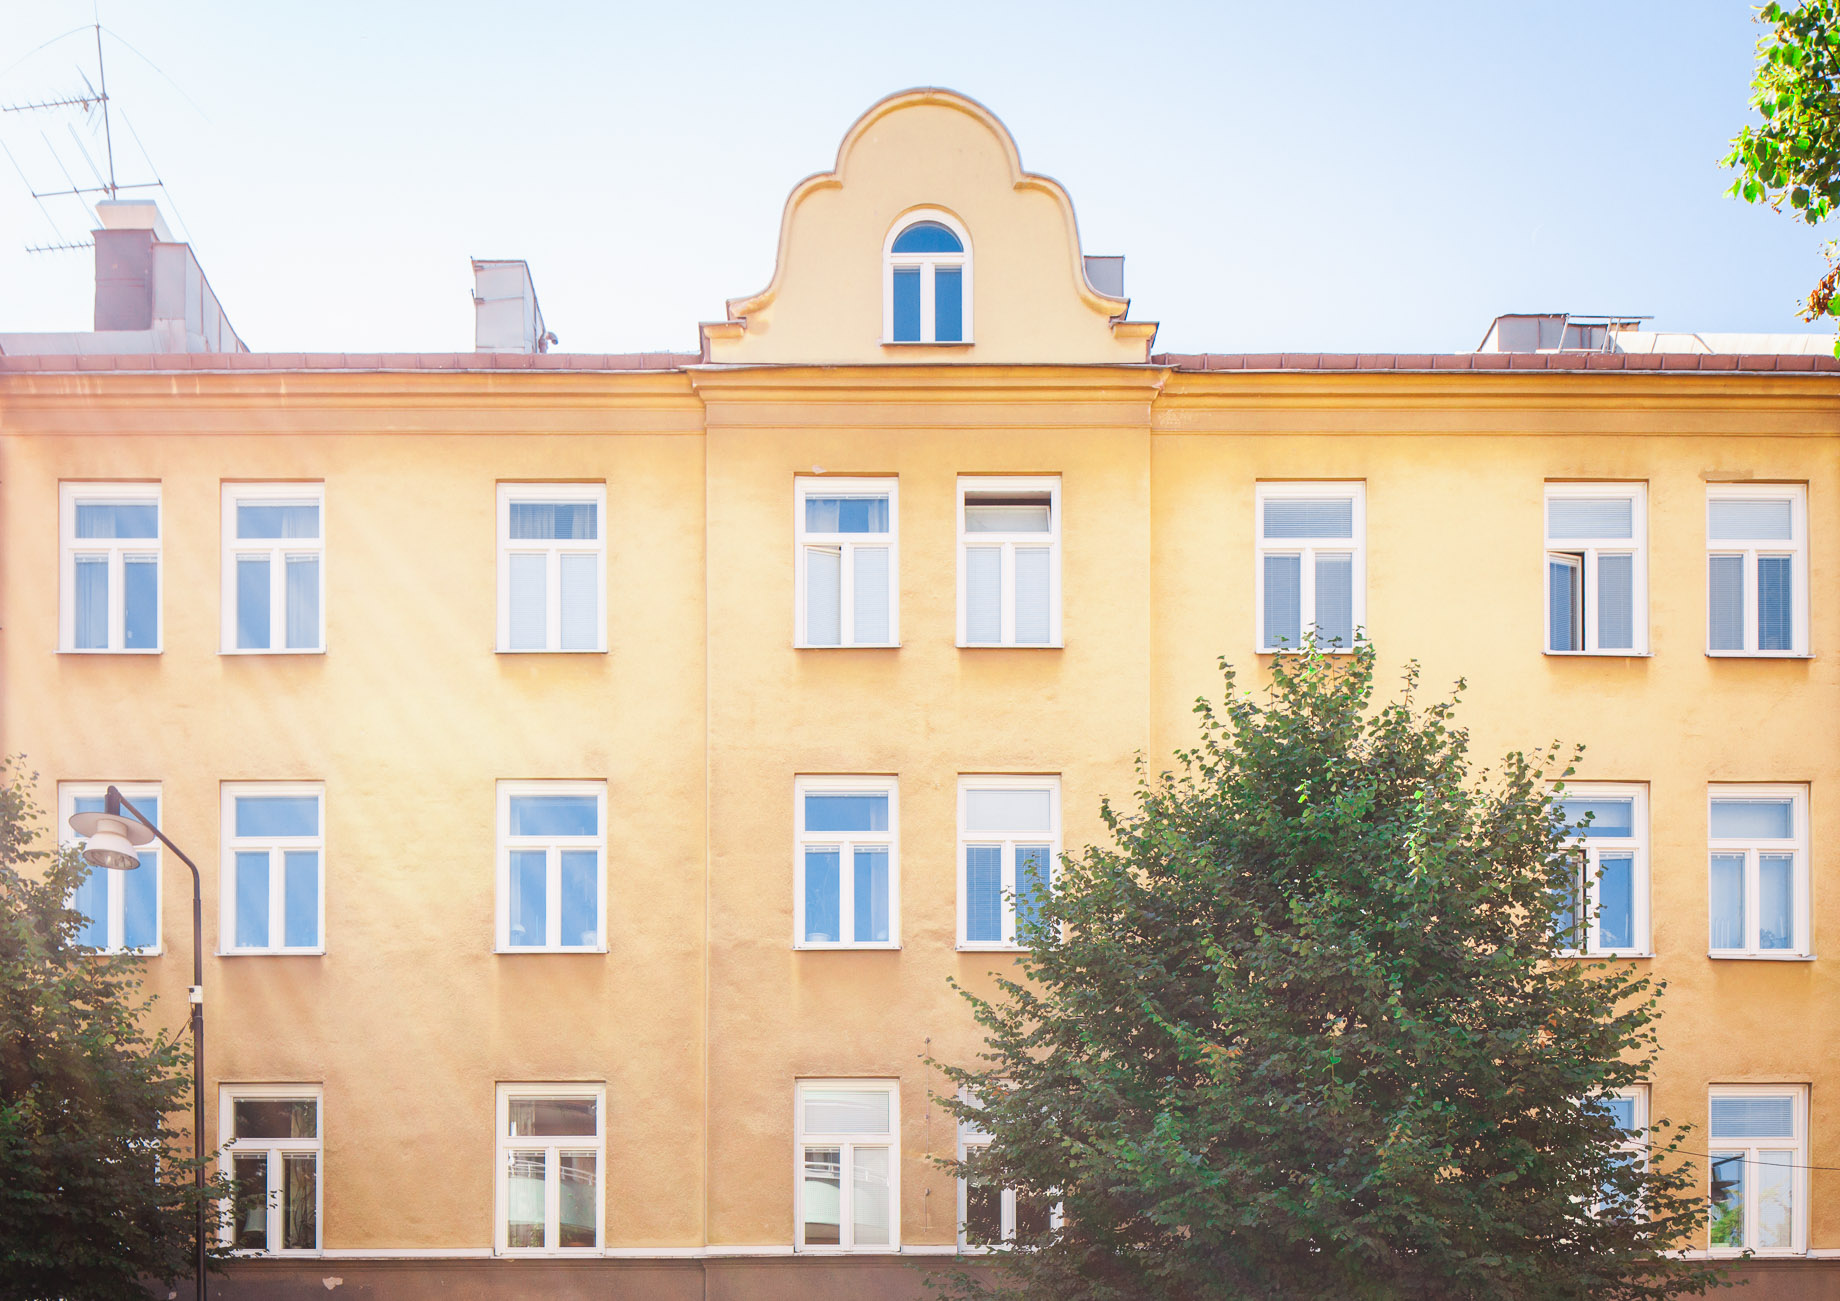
(1255, 483, 1364, 653)
(1708, 785, 1807, 958)
(60, 482, 162, 653)
(1707, 484, 1807, 656)
(497, 484, 605, 653)
(958, 776, 1060, 949)
(223, 483, 324, 653)
(1552, 783, 1649, 956)
(1707, 1086, 1806, 1255)
(796, 479, 897, 646)
(1544, 484, 1646, 655)
(958, 478, 1060, 647)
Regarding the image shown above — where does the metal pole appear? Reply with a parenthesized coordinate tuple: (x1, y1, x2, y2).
(107, 786, 205, 1301)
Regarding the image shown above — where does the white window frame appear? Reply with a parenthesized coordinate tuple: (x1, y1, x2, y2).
(221, 482, 325, 654)
(1708, 783, 1810, 959)
(1254, 481, 1366, 654)
(957, 1092, 1062, 1252)
(793, 477, 899, 648)
(218, 1084, 322, 1256)
(956, 476, 1062, 648)
(1544, 483, 1648, 656)
(496, 482, 607, 653)
(494, 1082, 606, 1256)
(1706, 483, 1809, 657)
(495, 780, 608, 953)
(58, 781, 163, 955)
(881, 208, 972, 345)
(1553, 782, 1650, 958)
(1587, 1084, 1649, 1217)
(957, 775, 1062, 952)
(794, 1078, 901, 1253)
(219, 783, 325, 956)
(1706, 1084, 1808, 1257)
(793, 775, 900, 950)
(58, 481, 162, 654)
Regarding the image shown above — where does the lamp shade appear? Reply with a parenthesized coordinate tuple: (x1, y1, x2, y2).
(68, 810, 156, 872)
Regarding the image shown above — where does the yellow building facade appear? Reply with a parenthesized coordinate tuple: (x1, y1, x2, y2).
(2, 89, 1838, 1297)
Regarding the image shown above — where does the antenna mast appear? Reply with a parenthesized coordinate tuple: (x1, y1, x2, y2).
(93, 19, 116, 198)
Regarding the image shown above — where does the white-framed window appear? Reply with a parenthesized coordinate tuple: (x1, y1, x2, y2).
(958, 477, 1060, 647)
(1255, 482, 1365, 653)
(497, 781, 606, 952)
(883, 209, 970, 344)
(796, 1079, 899, 1252)
(59, 482, 160, 653)
(497, 483, 606, 653)
(1553, 783, 1649, 957)
(958, 776, 1060, 950)
(795, 776, 897, 949)
(958, 1096, 1057, 1251)
(220, 1085, 321, 1255)
(1708, 484, 1809, 656)
(1589, 1085, 1648, 1216)
(1545, 483, 1647, 655)
(795, 478, 897, 647)
(1708, 784, 1809, 958)
(222, 483, 324, 653)
(59, 782, 161, 954)
(1708, 1085, 1807, 1256)
(220, 784, 323, 955)
(495, 1083, 604, 1255)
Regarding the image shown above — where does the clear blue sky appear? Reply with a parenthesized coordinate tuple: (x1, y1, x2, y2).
(0, 1, 1826, 355)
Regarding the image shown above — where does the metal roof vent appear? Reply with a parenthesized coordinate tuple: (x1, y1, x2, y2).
(472, 259, 556, 353)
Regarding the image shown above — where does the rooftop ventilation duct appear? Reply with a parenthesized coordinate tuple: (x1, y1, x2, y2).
(473, 259, 556, 353)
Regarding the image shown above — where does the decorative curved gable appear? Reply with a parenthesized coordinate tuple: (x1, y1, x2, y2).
(702, 89, 1156, 365)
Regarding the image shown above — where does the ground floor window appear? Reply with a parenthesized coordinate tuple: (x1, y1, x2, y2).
(220, 1086, 320, 1254)
(796, 1079, 899, 1251)
(496, 1084, 604, 1254)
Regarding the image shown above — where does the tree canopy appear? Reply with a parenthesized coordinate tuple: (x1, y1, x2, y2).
(935, 645, 1718, 1301)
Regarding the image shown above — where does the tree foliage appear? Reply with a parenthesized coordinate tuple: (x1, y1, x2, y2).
(934, 645, 1720, 1301)
(0, 758, 224, 1300)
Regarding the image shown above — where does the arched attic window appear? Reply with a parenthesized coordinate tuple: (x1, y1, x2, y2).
(884, 212, 971, 344)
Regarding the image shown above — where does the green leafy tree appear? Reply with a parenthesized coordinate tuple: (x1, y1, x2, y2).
(1724, 1, 1840, 332)
(934, 645, 1719, 1301)
(0, 759, 225, 1299)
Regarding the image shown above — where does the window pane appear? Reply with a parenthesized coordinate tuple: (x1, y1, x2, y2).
(282, 1152, 317, 1250)
(1708, 555, 1745, 651)
(233, 1152, 269, 1250)
(965, 546, 1001, 643)
(1710, 798, 1793, 840)
(802, 1146, 842, 1244)
(1548, 556, 1581, 652)
(1560, 797, 1634, 839)
(508, 849, 546, 947)
(1596, 553, 1634, 650)
(852, 1144, 892, 1246)
(123, 558, 158, 650)
(508, 1097, 596, 1137)
(559, 552, 597, 651)
(966, 845, 1003, 943)
(1711, 1095, 1796, 1140)
(1709, 498, 1792, 540)
(1709, 1152, 1744, 1248)
(236, 796, 319, 838)
(235, 852, 270, 948)
(509, 502, 596, 540)
(1597, 853, 1634, 950)
(507, 552, 546, 651)
(1548, 497, 1633, 540)
(1313, 552, 1354, 647)
(1709, 853, 1745, 950)
(805, 496, 889, 534)
(1553, 859, 1581, 950)
(804, 1089, 890, 1135)
(964, 503, 1050, 533)
(1263, 553, 1301, 649)
(236, 557, 271, 649)
(559, 850, 597, 947)
(966, 788, 1051, 833)
(805, 546, 842, 646)
(964, 1147, 1002, 1245)
(121, 850, 159, 950)
(559, 1152, 597, 1248)
(1600, 1096, 1638, 1131)
(934, 267, 963, 342)
(283, 851, 318, 948)
(853, 546, 890, 644)
(805, 793, 888, 833)
(509, 795, 598, 837)
(74, 556, 108, 649)
(72, 863, 107, 948)
(76, 501, 157, 538)
(1756, 1151, 1794, 1250)
(505, 1150, 545, 1248)
(1759, 853, 1794, 951)
(1014, 547, 1051, 644)
(1758, 556, 1793, 651)
(285, 556, 319, 649)
(804, 849, 841, 943)
(237, 503, 319, 540)
(854, 847, 889, 944)
(892, 268, 921, 341)
(1015, 1190, 1052, 1244)
(1015, 844, 1051, 938)
(234, 1098, 318, 1139)
(891, 221, 962, 253)
(1263, 497, 1354, 539)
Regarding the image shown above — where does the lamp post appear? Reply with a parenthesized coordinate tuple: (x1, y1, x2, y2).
(69, 786, 206, 1301)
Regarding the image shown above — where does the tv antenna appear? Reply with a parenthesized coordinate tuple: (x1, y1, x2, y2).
(2, 17, 173, 254)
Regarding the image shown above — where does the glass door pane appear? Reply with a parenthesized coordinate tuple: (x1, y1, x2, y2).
(852, 1144, 891, 1246)
(802, 1146, 842, 1245)
(505, 1150, 546, 1248)
(558, 1152, 597, 1248)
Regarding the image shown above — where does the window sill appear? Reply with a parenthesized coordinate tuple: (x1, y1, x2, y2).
(58, 647, 162, 655)
(495, 649, 608, 656)
(87, 947, 165, 958)
(495, 1248, 605, 1258)
(218, 948, 325, 957)
(1707, 951, 1815, 961)
(958, 943, 1027, 954)
(879, 339, 973, 348)
(1259, 647, 1361, 656)
(221, 648, 325, 656)
(1557, 951, 1655, 960)
(794, 643, 901, 651)
(792, 1247, 906, 1256)
(1706, 651, 1814, 660)
(957, 642, 1063, 650)
(794, 943, 902, 951)
(1543, 650, 1653, 658)
(495, 946, 610, 955)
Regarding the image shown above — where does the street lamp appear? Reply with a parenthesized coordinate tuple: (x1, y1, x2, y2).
(69, 786, 207, 1301)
